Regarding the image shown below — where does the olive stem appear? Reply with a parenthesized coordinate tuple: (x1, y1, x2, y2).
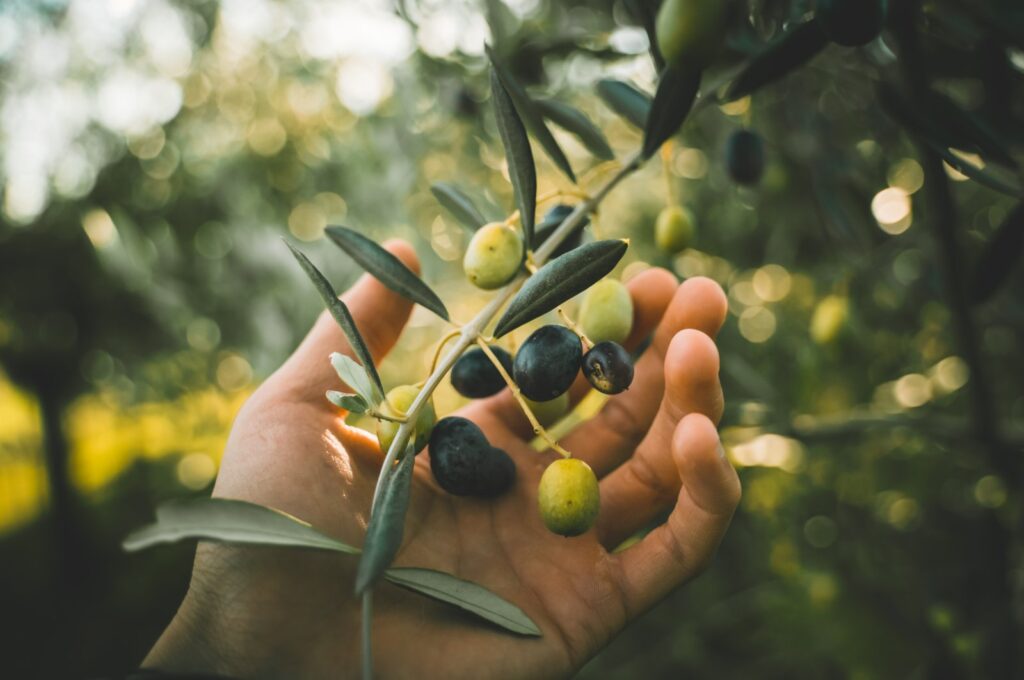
(557, 307, 592, 351)
(367, 409, 408, 424)
(359, 149, 644, 677)
(474, 336, 572, 458)
(429, 328, 464, 375)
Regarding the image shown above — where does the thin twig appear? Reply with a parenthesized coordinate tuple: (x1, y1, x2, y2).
(475, 336, 571, 458)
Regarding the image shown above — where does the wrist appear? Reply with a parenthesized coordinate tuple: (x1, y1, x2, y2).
(144, 544, 360, 678)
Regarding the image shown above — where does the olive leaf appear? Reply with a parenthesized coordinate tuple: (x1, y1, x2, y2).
(489, 65, 537, 248)
(331, 352, 378, 406)
(430, 182, 488, 231)
(486, 45, 577, 185)
(493, 239, 629, 338)
(642, 65, 702, 159)
(355, 446, 416, 595)
(927, 93, 1017, 169)
(123, 497, 360, 555)
(879, 84, 1024, 199)
(934, 147, 1024, 199)
(325, 225, 450, 321)
(972, 202, 1024, 304)
(124, 498, 544, 637)
(384, 568, 542, 636)
(326, 390, 369, 413)
(535, 98, 614, 161)
(286, 241, 385, 400)
(725, 19, 829, 101)
(596, 79, 652, 129)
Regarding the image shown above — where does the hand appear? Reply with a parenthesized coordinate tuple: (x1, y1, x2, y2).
(145, 241, 741, 679)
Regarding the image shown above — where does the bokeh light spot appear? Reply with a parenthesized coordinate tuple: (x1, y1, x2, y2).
(176, 452, 217, 490)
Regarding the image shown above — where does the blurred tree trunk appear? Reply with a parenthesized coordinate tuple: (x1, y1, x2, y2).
(38, 389, 86, 589)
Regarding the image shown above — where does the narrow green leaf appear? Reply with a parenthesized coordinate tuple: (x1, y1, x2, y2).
(934, 147, 1024, 199)
(973, 202, 1024, 304)
(124, 498, 544, 637)
(493, 239, 629, 338)
(879, 84, 1024, 199)
(487, 45, 577, 185)
(642, 66, 702, 160)
(928, 93, 1017, 169)
(286, 241, 385, 400)
(123, 498, 360, 555)
(489, 65, 537, 247)
(325, 226, 450, 321)
(356, 447, 416, 594)
(535, 98, 614, 161)
(725, 19, 829, 101)
(430, 182, 488, 231)
(596, 79, 651, 129)
(326, 390, 369, 413)
(384, 567, 542, 636)
(331, 353, 377, 405)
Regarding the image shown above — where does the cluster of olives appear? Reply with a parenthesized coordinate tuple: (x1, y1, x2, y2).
(423, 217, 637, 533)
(364, 205, 637, 537)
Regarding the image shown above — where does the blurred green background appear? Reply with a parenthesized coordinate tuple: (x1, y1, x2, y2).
(1, 0, 1022, 677)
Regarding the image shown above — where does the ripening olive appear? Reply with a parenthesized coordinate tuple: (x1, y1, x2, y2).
(655, 205, 696, 254)
(579, 278, 634, 345)
(451, 346, 513, 399)
(816, 0, 887, 47)
(377, 385, 436, 455)
(810, 295, 849, 344)
(725, 130, 765, 186)
(655, 0, 730, 71)
(464, 222, 525, 290)
(532, 204, 589, 258)
(537, 458, 600, 537)
(525, 393, 570, 428)
(429, 416, 515, 497)
(582, 341, 635, 395)
(513, 325, 583, 401)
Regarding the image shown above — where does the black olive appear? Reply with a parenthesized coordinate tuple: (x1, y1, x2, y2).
(513, 325, 582, 401)
(451, 346, 513, 399)
(429, 417, 515, 497)
(582, 341, 635, 395)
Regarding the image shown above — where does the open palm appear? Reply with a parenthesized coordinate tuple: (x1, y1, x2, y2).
(146, 241, 741, 679)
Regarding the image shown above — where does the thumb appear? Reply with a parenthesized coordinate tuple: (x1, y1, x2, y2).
(273, 239, 420, 403)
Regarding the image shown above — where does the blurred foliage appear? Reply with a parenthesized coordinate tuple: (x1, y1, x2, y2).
(0, 0, 1023, 677)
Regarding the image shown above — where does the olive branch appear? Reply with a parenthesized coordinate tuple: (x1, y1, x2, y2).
(117, 0, 1004, 675)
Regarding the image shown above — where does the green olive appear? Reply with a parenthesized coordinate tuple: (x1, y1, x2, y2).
(579, 278, 634, 345)
(464, 222, 524, 290)
(655, 0, 730, 71)
(810, 295, 848, 344)
(655, 205, 696, 254)
(538, 458, 600, 537)
(376, 385, 436, 454)
(525, 393, 570, 428)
